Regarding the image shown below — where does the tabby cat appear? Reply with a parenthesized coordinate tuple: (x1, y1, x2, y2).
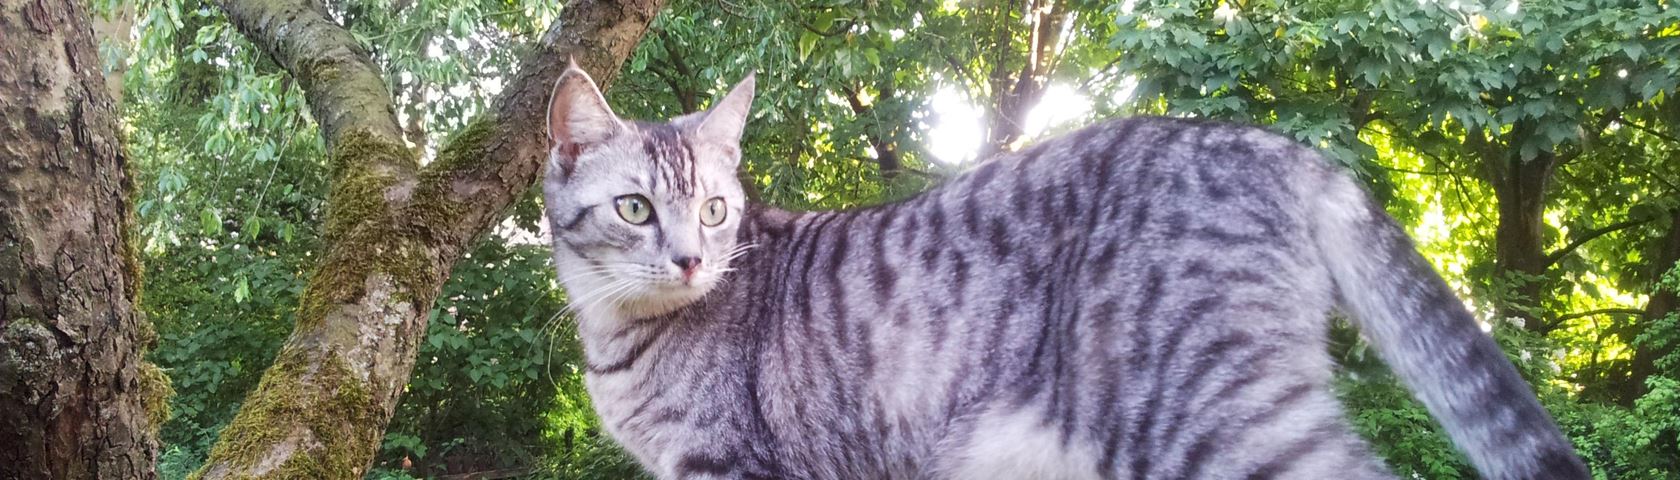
(541, 63, 1588, 479)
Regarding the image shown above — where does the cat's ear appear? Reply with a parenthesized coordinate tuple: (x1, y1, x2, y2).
(547, 60, 626, 149)
(692, 73, 755, 145)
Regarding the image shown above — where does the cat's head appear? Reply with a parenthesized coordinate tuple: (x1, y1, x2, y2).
(542, 61, 754, 319)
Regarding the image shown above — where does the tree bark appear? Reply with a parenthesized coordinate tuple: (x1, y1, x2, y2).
(980, 0, 1066, 158)
(0, 0, 164, 477)
(191, 0, 663, 478)
(840, 83, 903, 176)
(1623, 203, 1680, 404)
(1470, 125, 1560, 333)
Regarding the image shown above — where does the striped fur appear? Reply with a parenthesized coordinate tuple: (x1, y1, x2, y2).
(542, 68, 1588, 480)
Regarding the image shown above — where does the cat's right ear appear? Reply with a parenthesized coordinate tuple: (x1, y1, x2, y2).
(547, 61, 626, 151)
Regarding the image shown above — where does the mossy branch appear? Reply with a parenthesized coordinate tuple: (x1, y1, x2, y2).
(215, 0, 405, 150)
(412, 0, 665, 246)
(197, 0, 665, 478)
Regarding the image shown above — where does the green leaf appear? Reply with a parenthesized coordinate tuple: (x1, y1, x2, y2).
(1622, 42, 1646, 61)
(234, 275, 249, 303)
(200, 209, 221, 236)
(798, 31, 820, 60)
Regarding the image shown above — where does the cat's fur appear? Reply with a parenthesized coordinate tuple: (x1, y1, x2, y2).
(541, 64, 1589, 480)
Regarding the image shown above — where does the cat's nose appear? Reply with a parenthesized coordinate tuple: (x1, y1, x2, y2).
(672, 256, 702, 275)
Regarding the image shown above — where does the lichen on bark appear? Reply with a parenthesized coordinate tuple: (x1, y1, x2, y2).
(407, 117, 498, 238)
(295, 129, 431, 327)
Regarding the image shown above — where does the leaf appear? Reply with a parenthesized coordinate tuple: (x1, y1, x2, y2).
(1623, 42, 1646, 61)
(200, 209, 221, 236)
(234, 275, 249, 303)
(798, 31, 820, 60)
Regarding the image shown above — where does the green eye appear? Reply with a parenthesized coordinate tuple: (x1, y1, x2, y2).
(614, 194, 653, 225)
(700, 197, 727, 227)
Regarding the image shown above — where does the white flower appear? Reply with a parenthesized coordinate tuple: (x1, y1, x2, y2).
(1213, 1, 1240, 22)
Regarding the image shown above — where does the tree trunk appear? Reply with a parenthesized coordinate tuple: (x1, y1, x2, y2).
(1472, 125, 1559, 333)
(190, 0, 664, 478)
(1622, 203, 1680, 404)
(981, 0, 1065, 158)
(0, 0, 164, 477)
(1493, 154, 1557, 326)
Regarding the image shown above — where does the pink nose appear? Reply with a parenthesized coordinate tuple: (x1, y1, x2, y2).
(673, 256, 702, 276)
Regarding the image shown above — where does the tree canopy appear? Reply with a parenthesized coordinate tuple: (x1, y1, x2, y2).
(68, 0, 1680, 477)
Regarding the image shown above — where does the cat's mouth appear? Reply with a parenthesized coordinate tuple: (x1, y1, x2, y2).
(654, 272, 718, 293)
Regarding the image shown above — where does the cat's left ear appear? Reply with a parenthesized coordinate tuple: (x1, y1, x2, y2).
(547, 60, 626, 150)
(692, 73, 755, 147)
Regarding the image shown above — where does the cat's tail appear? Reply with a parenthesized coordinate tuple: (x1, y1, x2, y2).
(1306, 170, 1589, 480)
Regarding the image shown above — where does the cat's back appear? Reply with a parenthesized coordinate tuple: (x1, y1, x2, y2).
(732, 116, 1357, 479)
(935, 116, 1332, 212)
(881, 116, 1338, 262)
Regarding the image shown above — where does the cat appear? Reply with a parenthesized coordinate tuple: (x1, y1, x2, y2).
(540, 62, 1589, 480)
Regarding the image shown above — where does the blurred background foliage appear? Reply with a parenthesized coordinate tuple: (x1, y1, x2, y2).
(92, 0, 1678, 477)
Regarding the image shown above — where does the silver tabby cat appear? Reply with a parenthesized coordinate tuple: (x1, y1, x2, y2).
(540, 63, 1588, 480)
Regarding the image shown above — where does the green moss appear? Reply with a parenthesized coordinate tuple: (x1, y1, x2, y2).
(138, 361, 173, 437)
(424, 116, 496, 175)
(408, 117, 497, 235)
(320, 129, 414, 243)
(295, 129, 433, 329)
(187, 124, 503, 478)
(190, 130, 427, 478)
(188, 348, 380, 480)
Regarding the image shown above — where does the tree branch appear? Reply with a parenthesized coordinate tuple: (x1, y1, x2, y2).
(1547, 308, 1645, 330)
(653, 30, 700, 113)
(216, 0, 404, 148)
(796, 16, 857, 36)
(839, 83, 902, 176)
(1621, 117, 1680, 144)
(1542, 216, 1658, 268)
(196, 0, 664, 478)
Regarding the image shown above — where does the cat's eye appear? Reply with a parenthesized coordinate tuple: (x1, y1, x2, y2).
(700, 198, 727, 227)
(615, 194, 653, 225)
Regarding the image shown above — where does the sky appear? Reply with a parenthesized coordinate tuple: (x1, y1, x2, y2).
(925, 81, 1132, 165)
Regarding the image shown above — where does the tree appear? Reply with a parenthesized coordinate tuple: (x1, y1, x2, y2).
(0, 0, 167, 476)
(173, 0, 665, 477)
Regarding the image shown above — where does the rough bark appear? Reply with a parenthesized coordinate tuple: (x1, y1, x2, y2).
(191, 0, 663, 478)
(0, 0, 164, 477)
(215, 0, 405, 147)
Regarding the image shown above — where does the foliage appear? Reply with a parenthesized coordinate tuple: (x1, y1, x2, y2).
(102, 0, 1680, 477)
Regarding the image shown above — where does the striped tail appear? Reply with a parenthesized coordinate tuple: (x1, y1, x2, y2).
(1310, 174, 1589, 479)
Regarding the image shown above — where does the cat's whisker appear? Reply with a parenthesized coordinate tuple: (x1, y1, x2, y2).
(571, 279, 641, 316)
(563, 276, 639, 313)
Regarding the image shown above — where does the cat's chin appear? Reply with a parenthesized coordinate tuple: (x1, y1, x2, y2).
(613, 284, 712, 319)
